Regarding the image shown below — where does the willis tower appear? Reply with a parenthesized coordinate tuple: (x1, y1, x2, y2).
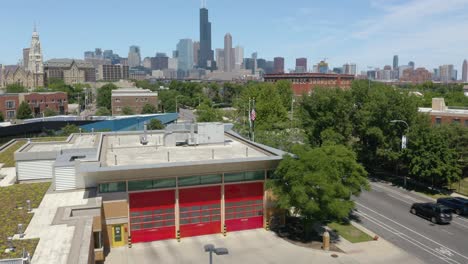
(199, 1, 214, 70)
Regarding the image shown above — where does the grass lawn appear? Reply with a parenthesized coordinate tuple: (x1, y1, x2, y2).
(31, 137, 68, 142)
(0, 142, 26, 168)
(328, 222, 373, 243)
(0, 182, 50, 259)
(450, 178, 468, 196)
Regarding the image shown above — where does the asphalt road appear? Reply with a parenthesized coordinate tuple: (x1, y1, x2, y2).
(354, 180, 468, 264)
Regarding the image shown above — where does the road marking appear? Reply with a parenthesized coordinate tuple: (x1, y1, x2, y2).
(356, 202, 468, 261)
(355, 210, 460, 264)
(440, 229, 454, 235)
(387, 193, 413, 205)
(371, 182, 425, 203)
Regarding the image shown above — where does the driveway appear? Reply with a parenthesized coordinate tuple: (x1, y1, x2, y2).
(104, 229, 357, 264)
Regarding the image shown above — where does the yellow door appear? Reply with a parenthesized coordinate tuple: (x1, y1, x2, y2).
(112, 225, 125, 247)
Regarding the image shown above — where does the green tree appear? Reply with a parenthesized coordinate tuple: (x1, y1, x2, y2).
(6, 83, 27, 93)
(122, 106, 134, 115)
(61, 124, 80, 136)
(196, 102, 223, 122)
(147, 119, 164, 130)
(275, 80, 294, 109)
(269, 144, 369, 222)
(0, 112, 4, 122)
(141, 104, 158, 114)
(44, 108, 57, 117)
(16, 101, 33, 119)
(97, 83, 117, 110)
(95, 107, 111, 116)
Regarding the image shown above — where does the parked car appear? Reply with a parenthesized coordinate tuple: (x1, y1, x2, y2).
(437, 197, 468, 216)
(410, 203, 452, 224)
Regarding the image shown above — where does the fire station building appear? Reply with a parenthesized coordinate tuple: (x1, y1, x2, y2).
(15, 123, 285, 251)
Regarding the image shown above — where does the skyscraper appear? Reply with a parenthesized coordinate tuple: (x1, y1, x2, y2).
(393, 55, 399, 70)
(462, 59, 468, 82)
(234, 46, 244, 70)
(128, 46, 141, 68)
(199, 5, 214, 70)
(343, 63, 357, 75)
(439, 64, 455, 82)
(176, 39, 194, 72)
(408, 61, 415, 69)
(251, 52, 258, 75)
(224, 33, 233, 72)
(215, 49, 225, 72)
(295, 58, 307, 73)
(193, 41, 200, 67)
(273, 57, 285, 74)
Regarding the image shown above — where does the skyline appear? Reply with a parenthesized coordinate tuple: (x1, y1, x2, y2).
(1, 0, 468, 71)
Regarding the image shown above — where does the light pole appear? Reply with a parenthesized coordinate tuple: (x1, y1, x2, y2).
(390, 120, 410, 189)
(204, 244, 229, 264)
(175, 95, 182, 114)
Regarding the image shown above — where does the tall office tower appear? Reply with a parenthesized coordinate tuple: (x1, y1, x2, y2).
(433, 68, 440, 81)
(257, 59, 267, 72)
(176, 39, 194, 72)
(215, 49, 225, 72)
(103, 50, 114, 59)
(439, 64, 455, 82)
(95, 48, 103, 59)
(295, 58, 307, 73)
(143, 57, 152, 69)
(193, 41, 200, 67)
(199, 4, 214, 70)
(128, 46, 141, 68)
(84, 51, 95, 59)
(318, 60, 329, 74)
(408, 61, 415, 69)
(234, 46, 244, 70)
(273, 57, 285, 74)
(223, 33, 233, 72)
(343, 63, 357, 75)
(28, 27, 44, 75)
(23, 48, 30, 69)
(393, 55, 399, 70)
(251, 52, 258, 75)
(462, 59, 468, 82)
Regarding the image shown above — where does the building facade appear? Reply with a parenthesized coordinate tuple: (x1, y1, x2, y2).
(199, 7, 214, 70)
(98, 65, 129, 81)
(273, 57, 284, 74)
(111, 88, 158, 115)
(151, 54, 169, 70)
(419, 98, 468, 126)
(44, 59, 96, 84)
(224, 33, 233, 72)
(295, 58, 307, 73)
(0, 92, 67, 119)
(128, 46, 142, 68)
(462, 60, 467, 83)
(176, 39, 194, 73)
(264, 73, 354, 95)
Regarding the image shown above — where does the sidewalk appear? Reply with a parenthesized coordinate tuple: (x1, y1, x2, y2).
(0, 167, 16, 187)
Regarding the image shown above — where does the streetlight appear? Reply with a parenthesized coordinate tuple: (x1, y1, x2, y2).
(204, 244, 229, 264)
(390, 120, 410, 189)
(175, 95, 183, 114)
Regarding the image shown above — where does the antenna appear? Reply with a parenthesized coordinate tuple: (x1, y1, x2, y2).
(201, 0, 206, 8)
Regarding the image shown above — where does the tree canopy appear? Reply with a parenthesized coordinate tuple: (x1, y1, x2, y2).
(196, 102, 223, 122)
(147, 119, 164, 130)
(97, 83, 117, 110)
(6, 83, 27, 93)
(141, 103, 158, 114)
(95, 107, 111, 116)
(16, 101, 33, 119)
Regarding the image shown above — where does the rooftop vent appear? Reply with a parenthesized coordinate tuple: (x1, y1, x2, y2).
(140, 123, 149, 145)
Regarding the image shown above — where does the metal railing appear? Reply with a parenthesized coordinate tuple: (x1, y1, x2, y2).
(0, 249, 30, 264)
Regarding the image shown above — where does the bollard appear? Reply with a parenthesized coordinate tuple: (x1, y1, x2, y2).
(223, 224, 227, 237)
(128, 235, 132, 248)
(322, 230, 330, 251)
(7, 237, 15, 252)
(177, 230, 181, 242)
(265, 220, 270, 231)
(26, 200, 31, 212)
(18, 223, 24, 238)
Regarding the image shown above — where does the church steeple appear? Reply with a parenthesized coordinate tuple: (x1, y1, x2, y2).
(28, 25, 43, 74)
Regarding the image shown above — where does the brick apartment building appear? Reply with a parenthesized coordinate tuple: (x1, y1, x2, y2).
(97, 65, 129, 81)
(0, 92, 68, 120)
(264, 73, 355, 95)
(419, 98, 468, 126)
(111, 88, 158, 116)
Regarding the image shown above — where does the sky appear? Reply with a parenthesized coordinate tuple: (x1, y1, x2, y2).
(1, 0, 468, 72)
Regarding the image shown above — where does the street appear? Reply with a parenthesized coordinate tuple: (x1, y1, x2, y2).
(354, 180, 468, 264)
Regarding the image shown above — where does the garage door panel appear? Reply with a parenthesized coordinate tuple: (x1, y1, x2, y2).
(18, 160, 54, 181)
(129, 190, 176, 243)
(55, 167, 76, 191)
(225, 182, 264, 232)
(179, 186, 221, 238)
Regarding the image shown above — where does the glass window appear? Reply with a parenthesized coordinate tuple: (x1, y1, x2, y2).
(200, 174, 222, 185)
(245, 171, 264, 181)
(143, 223, 153, 229)
(178, 176, 201, 186)
(99, 182, 126, 193)
(202, 217, 210, 222)
(224, 172, 245, 182)
(131, 224, 141, 230)
(153, 178, 176, 189)
(212, 215, 221, 221)
(465, 120, 468, 127)
(128, 180, 153, 191)
(435, 117, 442, 125)
(131, 211, 140, 217)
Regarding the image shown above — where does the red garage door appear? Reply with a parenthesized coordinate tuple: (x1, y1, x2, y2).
(129, 190, 175, 243)
(225, 182, 264, 232)
(179, 186, 221, 237)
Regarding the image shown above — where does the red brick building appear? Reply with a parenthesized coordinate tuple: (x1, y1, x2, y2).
(419, 98, 468, 126)
(400, 68, 432, 83)
(264, 73, 355, 95)
(111, 88, 158, 116)
(0, 92, 68, 120)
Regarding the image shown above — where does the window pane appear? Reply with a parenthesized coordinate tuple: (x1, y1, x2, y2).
(178, 176, 201, 187)
(128, 180, 153, 191)
(154, 178, 176, 189)
(200, 174, 222, 185)
(212, 215, 221, 221)
(202, 217, 210, 222)
(245, 171, 264, 181)
(99, 182, 126, 193)
(224, 172, 245, 182)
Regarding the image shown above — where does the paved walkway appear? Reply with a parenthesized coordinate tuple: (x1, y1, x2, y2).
(0, 167, 16, 186)
(105, 228, 422, 264)
(24, 190, 90, 264)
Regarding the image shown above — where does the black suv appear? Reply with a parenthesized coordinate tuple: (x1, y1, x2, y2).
(437, 197, 468, 216)
(410, 203, 452, 224)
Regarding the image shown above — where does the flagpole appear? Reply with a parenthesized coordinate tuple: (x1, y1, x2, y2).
(248, 98, 252, 140)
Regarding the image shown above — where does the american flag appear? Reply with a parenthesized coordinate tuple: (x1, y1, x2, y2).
(250, 108, 256, 121)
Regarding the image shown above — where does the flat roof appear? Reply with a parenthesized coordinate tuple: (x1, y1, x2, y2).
(419, 107, 468, 116)
(21, 134, 99, 153)
(101, 132, 271, 167)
